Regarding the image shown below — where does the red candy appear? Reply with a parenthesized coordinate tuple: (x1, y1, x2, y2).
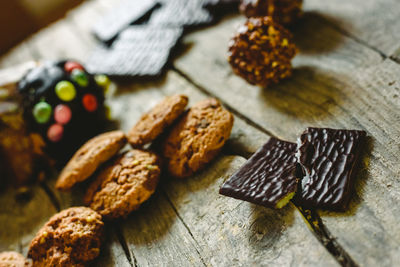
(47, 124, 64, 142)
(64, 61, 84, 73)
(54, 104, 72, 124)
(82, 94, 98, 112)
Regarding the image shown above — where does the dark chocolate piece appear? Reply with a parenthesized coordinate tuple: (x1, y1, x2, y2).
(86, 26, 183, 76)
(219, 138, 298, 209)
(296, 127, 366, 210)
(93, 0, 158, 42)
(149, 0, 214, 27)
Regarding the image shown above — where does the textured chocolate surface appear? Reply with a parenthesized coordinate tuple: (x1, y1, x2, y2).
(219, 138, 298, 208)
(149, 0, 214, 27)
(93, 0, 157, 42)
(87, 26, 182, 76)
(296, 127, 366, 210)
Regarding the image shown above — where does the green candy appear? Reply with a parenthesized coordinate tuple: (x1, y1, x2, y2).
(33, 102, 52, 124)
(71, 69, 89, 87)
(55, 81, 76, 102)
(94, 74, 110, 91)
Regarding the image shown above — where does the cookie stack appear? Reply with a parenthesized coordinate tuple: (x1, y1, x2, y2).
(228, 0, 303, 87)
(0, 95, 233, 266)
(55, 95, 233, 220)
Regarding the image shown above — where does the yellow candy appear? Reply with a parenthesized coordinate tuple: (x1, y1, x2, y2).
(55, 81, 76, 102)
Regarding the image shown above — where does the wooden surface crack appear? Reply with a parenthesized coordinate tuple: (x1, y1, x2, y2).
(162, 190, 207, 267)
(40, 182, 61, 211)
(296, 207, 359, 267)
(114, 225, 137, 267)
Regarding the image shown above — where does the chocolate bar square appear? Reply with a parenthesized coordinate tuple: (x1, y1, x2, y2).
(149, 0, 214, 27)
(86, 26, 183, 76)
(296, 127, 366, 210)
(219, 138, 299, 209)
(93, 0, 158, 42)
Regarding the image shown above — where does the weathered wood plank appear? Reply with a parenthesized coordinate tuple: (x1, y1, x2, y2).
(0, 186, 58, 254)
(305, 0, 400, 57)
(164, 155, 339, 266)
(174, 13, 400, 266)
(121, 191, 207, 267)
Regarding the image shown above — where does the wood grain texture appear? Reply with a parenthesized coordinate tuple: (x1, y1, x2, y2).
(1, 0, 399, 265)
(164, 155, 338, 266)
(174, 13, 400, 267)
(305, 0, 400, 57)
(108, 71, 337, 266)
(0, 186, 57, 254)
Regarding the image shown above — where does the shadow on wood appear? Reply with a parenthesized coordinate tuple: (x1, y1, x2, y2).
(291, 11, 345, 55)
(260, 66, 343, 121)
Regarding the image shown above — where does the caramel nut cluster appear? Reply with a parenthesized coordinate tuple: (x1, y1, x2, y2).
(228, 16, 297, 87)
(240, 0, 303, 25)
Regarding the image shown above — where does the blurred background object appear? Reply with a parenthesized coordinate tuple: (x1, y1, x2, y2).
(0, 0, 83, 54)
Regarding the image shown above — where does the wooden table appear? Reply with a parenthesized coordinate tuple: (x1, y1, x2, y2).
(1, 0, 399, 266)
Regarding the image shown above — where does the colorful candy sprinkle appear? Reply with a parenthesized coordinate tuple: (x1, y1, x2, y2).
(71, 69, 89, 87)
(54, 104, 72, 124)
(64, 61, 84, 73)
(94, 74, 110, 90)
(55, 81, 76, 102)
(82, 94, 98, 112)
(47, 124, 64, 142)
(33, 102, 52, 124)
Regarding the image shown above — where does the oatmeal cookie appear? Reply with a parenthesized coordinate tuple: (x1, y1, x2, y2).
(127, 94, 188, 148)
(56, 131, 127, 191)
(28, 207, 104, 267)
(84, 149, 161, 219)
(162, 98, 234, 178)
(0, 251, 32, 267)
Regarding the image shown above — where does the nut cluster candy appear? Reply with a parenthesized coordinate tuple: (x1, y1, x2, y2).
(228, 16, 297, 87)
(239, 0, 303, 25)
(18, 60, 109, 160)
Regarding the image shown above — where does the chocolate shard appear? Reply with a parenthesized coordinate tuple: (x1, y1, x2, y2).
(295, 127, 366, 211)
(92, 0, 158, 42)
(219, 137, 298, 209)
(86, 26, 183, 76)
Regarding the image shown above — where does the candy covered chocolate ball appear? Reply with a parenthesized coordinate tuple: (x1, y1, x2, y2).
(228, 16, 297, 87)
(239, 0, 303, 25)
(18, 60, 107, 160)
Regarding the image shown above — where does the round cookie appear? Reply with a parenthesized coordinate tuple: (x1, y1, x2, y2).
(56, 131, 127, 191)
(0, 251, 32, 267)
(162, 98, 234, 178)
(84, 149, 161, 219)
(239, 0, 303, 25)
(228, 16, 297, 87)
(127, 94, 188, 148)
(28, 207, 104, 267)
